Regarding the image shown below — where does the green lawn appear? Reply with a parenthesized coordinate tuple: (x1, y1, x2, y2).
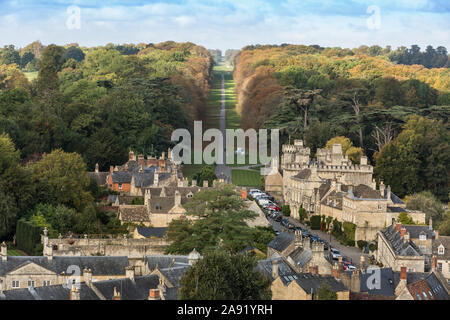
(182, 164, 205, 180)
(231, 169, 264, 187)
(7, 249, 26, 256)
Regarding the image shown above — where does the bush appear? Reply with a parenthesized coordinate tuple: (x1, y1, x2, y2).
(346, 240, 355, 247)
(298, 206, 307, 222)
(16, 219, 43, 255)
(357, 240, 368, 250)
(282, 205, 291, 217)
(369, 243, 377, 252)
(310, 215, 321, 230)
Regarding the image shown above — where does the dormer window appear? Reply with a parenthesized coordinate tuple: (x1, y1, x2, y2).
(119, 183, 123, 190)
(419, 234, 426, 241)
(438, 245, 444, 255)
(377, 204, 382, 211)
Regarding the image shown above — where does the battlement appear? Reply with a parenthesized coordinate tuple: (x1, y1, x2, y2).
(283, 162, 373, 173)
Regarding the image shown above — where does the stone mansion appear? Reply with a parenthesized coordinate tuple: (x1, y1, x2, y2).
(265, 140, 426, 243)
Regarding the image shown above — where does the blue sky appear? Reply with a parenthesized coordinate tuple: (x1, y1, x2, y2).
(1, 0, 449, 52)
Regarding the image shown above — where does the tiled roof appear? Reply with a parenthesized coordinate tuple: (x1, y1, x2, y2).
(292, 169, 311, 180)
(387, 206, 407, 213)
(149, 197, 187, 214)
(93, 275, 159, 300)
(358, 268, 396, 297)
(256, 257, 297, 284)
(145, 255, 190, 271)
(118, 205, 149, 223)
(137, 227, 167, 238)
(268, 232, 294, 252)
(111, 171, 132, 183)
(159, 265, 191, 287)
(403, 225, 434, 239)
(133, 172, 155, 188)
(351, 184, 383, 199)
(380, 225, 423, 256)
(0, 256, 129, 276)
(294, 273, 348, 293)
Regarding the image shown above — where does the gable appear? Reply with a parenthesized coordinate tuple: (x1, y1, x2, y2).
(7, 262, 56, 276)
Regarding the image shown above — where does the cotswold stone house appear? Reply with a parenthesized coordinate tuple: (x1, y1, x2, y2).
(256, 257, 349, 300)
(376, 223, 435, 272)
(432, 234, 450, 283)
(266, 139, 425, 244)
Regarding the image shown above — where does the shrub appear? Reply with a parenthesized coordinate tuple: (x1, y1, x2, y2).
(282, 205, 291, 217)
(298, 205, 308, 222)
(369, 243, 377, 252)
(346, 240, 355, 247)
(310, 215, 321, 230)
(357, 240, 368, 250)
(16, 219, 42, 255)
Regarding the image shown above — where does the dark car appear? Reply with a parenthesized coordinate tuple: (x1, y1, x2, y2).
(274, 215, 282, 222)
(280, 218, 290, 227)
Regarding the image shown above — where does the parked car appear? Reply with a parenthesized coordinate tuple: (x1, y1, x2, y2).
(274, 215, 282, 222)
(288, 223, 296, 230)
(249, 189, 261, 195)
(267, 205, 281, 211)
(343, 263, 357, 271)
(281, 218, 290, 228)
(330, 248, 342, 260)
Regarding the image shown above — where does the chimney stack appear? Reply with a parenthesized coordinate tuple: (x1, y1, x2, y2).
(95, 163, 99, 173)
(83, 268, 92, 285)
(308, 265, 319, 275)
(112, 287, 121, 300)
(70, 285, 80, 300)
(110, 166, 114, 174)
(400, 228, 406, 238)
(359, 255, 365, 273)
(294, 230, 303, 249)
(126, 266, 135, 282)
(191, 179, 197, 187)
(129, 150, 136, 161)
(395, 223, 402, 232)
(350, 270, 361, 293)
(331, 263, 340, 279)
(431, 256, 438, 271)
(435, 231, 439, 239)
(203, 180, 209, 188)
(174, 191, 181, 207)
(148, 289, 161, 300)
(154, 172, 159, 186)
(429, 217, 433, 231)
(404, 232, 410, 241)
(1, 242, 7, 261)
(379, 181, 385, 197)
(272, 259, 279, 279)
(400, 266, 407, 280)
(386, 185, 391, 201)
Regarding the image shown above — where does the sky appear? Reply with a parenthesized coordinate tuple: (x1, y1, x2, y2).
(0, 0, 449, 52)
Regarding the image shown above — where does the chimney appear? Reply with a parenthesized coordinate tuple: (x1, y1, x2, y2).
(139, 165, 143, 173)
(112, 287, 121, 300)
(174, 191, 181, 207)
(70, 285, 80, 300)
(83, 268, 92, 285)
(379, 181, 385, 197)
(400, 228, 406, 238)
(113, 166, 119, 172)
(429, 217, 433, 231)
(161, 152, 166, 160)
(331, 263, 340, 279)
(303, 237, 311, 250)
(203, 180, 209, 188)
(435, 231, 439, 239)
(45, 245, 53, 261)
(336, 181, 341, 192)
(148, 289, 161, 300)
(350, 270, 361, 293)
(110, 166, 114, 174)
(309, 265, 318, 275)
(386, 185, 391, 201)
(144, 189, 151, 206)
(400, 266, 407, 281)
(359, 255, 365, 273)
(154, 172, 159, 186)
(395, 223, 402, 232)
(294, 230, 303, 249)
(191, 179, 197, 187)
(404, 232, 410, 241)
(1, 242, 7, 261)
(138, 154, 145, 166)
(272, 259, 279, 279)
(95, 163, 99, 173)
(126, 266, 135, 282)
(129, 150, 135, 161)
(431, 256, 438, 271)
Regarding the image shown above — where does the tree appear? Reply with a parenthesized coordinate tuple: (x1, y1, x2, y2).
(375, 116, 450, 201)
(397, 212, 415, 225)
(282, 205, 291, 217)
(179, 250, 272, 300)
(405, 191, 444, 225)
(166, 184, 258, 254)
(32, 149, 94, 211)
(298, 205, 307, 222)
(316, 283, 338, 300)
(193, 165, 217, 186)
(63, 46, 85, 62)
(0, 133, 20, 175)
(325, 136, 364, 163)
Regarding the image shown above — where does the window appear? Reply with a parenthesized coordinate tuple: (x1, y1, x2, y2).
(378, 204, 382, 211)
(119, 183, 123, 190)
(43, 280, 51, 286)
(419, 234, 426, 241)
(12, 280, 20, 288)
(27, 280, 35, 287)
(438, 263, 443, 272)
(438, 246, 444, 255)
(419, 246, 426, 253)
(416, 294, 421, 300)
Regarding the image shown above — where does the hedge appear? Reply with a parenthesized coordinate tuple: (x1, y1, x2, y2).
(310, 216, 321, 230)
(16, 219, 43, 256)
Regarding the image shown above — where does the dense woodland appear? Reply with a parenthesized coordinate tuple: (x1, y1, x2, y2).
(0, 41, 214, 246)
(234, 44, 450, 231)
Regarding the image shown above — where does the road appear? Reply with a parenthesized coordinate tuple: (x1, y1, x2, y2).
(215, 73, 231, 183)
(265, 211, 368, 267)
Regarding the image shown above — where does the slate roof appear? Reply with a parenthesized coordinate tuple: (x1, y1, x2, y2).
(148, 197, 187, 214)
(0, 256, 129, 276)
(288, 247, 312, 268)
(268, 232, 294, 252)
(384, 189, 405, 204)
(137, 227, 167, 238)
(33, 283, 100, 300)
(294, 273, 348, 293)
(93, 275, 159, 300)
(387, 206, 407, 213)
(160, 186, 201, 197)
(292, 169, 311, 180)
(116, 195, 140, 205)
(133, 172, 155, 188)
(433, 236, 450, 260)
(350, 184, 383, 199)
(159, 265, 191, 287)
(118, 205, 149, 223)
(358, 267, 396, 297)
(0, 288, 36, 300)
(145, 255, 190, 271)
(256, 257, 297, 283)
(88, 172, 108, 186)
(380, 225, 423, 256)
(403, 225, 434, 240)
(111, 171, 132, 183)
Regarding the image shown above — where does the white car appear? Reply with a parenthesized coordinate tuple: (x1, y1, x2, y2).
(258, 199, 270, 206)
(330, 248, 342, 260)
(249, 189, 261, 195)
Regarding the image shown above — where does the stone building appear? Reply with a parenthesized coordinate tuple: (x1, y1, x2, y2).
(256, 257, 349, 300)
(267, 139, 426, 244)
(376, 223, 435, 273)
(432, 234, 450, 283)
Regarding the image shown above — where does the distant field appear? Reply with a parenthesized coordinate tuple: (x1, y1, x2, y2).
(24, 71, 38, 82)
(182, 164, 205, 181)
(231, 169, 263, 187)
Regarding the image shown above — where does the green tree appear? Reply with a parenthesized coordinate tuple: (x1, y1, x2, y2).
(282, 205, 291, 217)
(166, 184, 258, 254)
(405, 191, 444, 225)
(316, 283, 338, 300)
(32, 149, 94, 211)
(298, 205, 307, 222)
(397, 212, 415, 225)
(193, 165, 217, 186)
(179, 250, 272, 300)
